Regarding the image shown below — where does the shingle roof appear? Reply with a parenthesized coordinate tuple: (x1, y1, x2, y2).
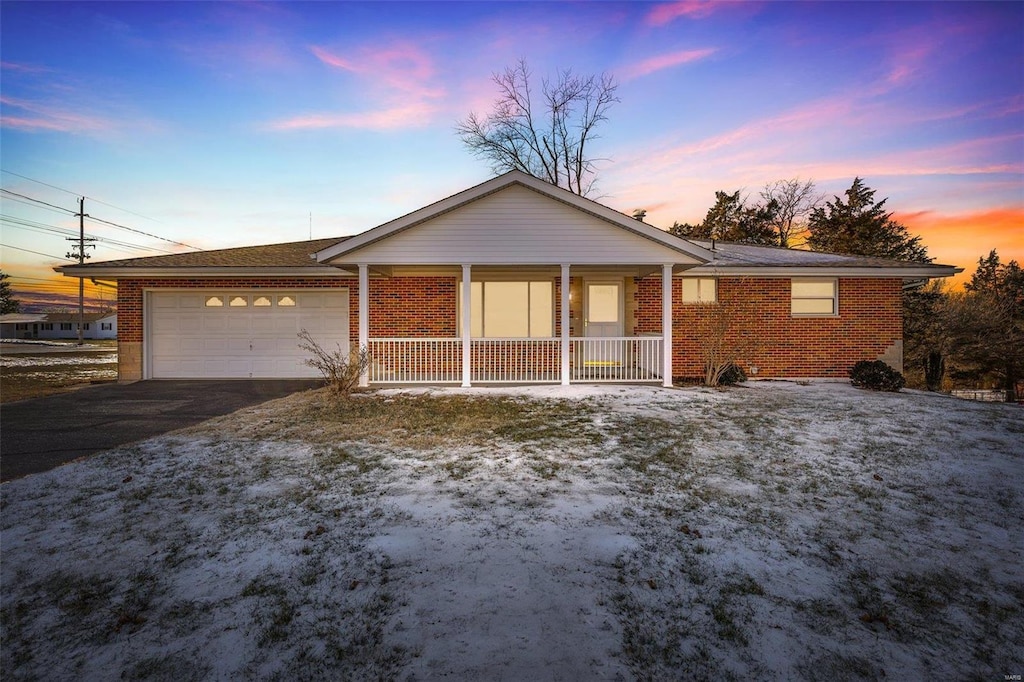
(685, 239, 951, 269)
(69, 237, 348, 269)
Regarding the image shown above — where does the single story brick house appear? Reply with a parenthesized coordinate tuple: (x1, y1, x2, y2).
(57, 171, 958, 386)
(0, 311, 117, 340)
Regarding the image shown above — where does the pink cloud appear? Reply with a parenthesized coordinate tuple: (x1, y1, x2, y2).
(0, 95, 114, 133)
(620, 48, 716, 81)
(310, 43, 445, 100)
(270, 41, 446, 132)
(0, 61, 51, 74)
(646, 1, 719, 25)
(268, 103, 438, 132)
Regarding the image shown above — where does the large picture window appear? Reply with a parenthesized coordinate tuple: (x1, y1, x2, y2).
(459, 281, 553, 338)
(791, 279, 838, 316)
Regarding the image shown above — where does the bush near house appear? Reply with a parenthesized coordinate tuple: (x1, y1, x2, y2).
(849, 360, 905, 392)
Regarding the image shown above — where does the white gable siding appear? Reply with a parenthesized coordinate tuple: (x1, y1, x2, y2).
(328, 185, 697, 265)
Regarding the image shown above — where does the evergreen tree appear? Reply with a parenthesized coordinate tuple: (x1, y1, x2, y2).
(0, 271, 21, 314)
(669, 190, 779, 246)
(806, 178, 931, 262)
(948, 250, 1023, 401)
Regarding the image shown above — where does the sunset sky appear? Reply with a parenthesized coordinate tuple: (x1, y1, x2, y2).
(1, 1, 1021, 307)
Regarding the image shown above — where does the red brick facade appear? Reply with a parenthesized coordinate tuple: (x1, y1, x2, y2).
(118, 274, 902, 381)
(635, 276, 903, 378)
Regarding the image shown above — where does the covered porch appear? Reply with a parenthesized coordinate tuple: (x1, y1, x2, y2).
(355, 263, 675, 387)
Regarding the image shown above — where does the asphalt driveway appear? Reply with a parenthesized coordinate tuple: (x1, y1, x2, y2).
(0, 380, 321, 482)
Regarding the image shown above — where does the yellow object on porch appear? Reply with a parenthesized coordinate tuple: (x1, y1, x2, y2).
(583, 360, 622, 367)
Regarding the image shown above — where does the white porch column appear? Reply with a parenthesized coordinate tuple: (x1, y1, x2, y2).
(358, 264, 369, 388)
(662, 264, 673, 388)
(461, 264, 472, 387)
(560, 264, 571, 385)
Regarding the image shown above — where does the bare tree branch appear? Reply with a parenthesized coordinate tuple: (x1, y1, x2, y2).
(760, 178, 823, 248)
(456, 59, 619, 196)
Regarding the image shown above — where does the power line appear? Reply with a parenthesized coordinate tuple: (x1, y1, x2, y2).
(0, 188, 76, 215)
(86, 215, 199, 250)
(1, 169, 161, 223)
(0, 243, 69, 260)
(0, 194, 82, 217)
(1, 215, 180, 254)
(0, 187, 199, 251)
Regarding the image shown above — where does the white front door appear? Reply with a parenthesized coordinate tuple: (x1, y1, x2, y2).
(584, 281, 623, 367)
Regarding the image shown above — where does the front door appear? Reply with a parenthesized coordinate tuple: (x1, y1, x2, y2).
(584, 281, 623, 367)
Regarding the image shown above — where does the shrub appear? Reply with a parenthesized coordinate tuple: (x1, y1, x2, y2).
(849, 360, 905, 392)
(297, 329, 371, 397)
(717, 363, 748, 386)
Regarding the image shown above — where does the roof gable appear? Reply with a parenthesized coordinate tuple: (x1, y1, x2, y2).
(316, 171, 712, 265)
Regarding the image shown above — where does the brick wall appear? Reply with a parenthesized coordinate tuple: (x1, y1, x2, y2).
(635, 276, 903, 379)
(368, 277, 457, 338)
(117, 274, 902, 382)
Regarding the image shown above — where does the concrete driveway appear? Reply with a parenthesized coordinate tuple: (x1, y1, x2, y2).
(0, 380, 321, 482)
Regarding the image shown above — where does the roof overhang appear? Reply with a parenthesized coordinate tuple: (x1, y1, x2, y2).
(314, 171, 713, 265)
(55, 266, 353, 279)
(683, 265, 963, 278)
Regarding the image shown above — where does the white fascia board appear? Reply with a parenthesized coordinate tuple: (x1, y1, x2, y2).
(315, 171, 713, 264)
(55, 266, 354, 279)
(682, 265, 962, 278)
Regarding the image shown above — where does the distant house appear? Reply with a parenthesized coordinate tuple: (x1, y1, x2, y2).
(0, 311, 117, 340)
(57, 171, 958, 384)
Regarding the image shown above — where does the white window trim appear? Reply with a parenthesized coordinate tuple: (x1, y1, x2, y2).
(791, 278, 838, 317)
(459, 279, 555, 339)
(680, 277, 717, 304)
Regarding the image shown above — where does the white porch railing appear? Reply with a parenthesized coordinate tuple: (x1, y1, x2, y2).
(470, 338, 561, 383)
(571, 337, 663, 382)
(366, 336, 663, 384)
(367, 338, 461, 384)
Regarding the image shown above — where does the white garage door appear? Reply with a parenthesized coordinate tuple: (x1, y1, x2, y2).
(148, 290, 349, 379)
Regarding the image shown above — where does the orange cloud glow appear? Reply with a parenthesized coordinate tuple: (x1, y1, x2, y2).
(896, 208, 1024, 286)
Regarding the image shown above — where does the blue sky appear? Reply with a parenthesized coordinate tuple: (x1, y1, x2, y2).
(1, 1, 1021, 304)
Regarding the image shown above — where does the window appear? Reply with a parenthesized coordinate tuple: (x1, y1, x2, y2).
(41, 323, 54, 331)
(253, 295, 272, 307)
(60, 323, 73, 331)
(792, 279, 837, 316)
(101, 322, 112, 330)
(277, 295, 296, 307)
(681, 278, 717, 303)
(82, 323, 90, 330)
(205, 296, 224, 307)
(15, 323, 28, 331)
(459, 280, 553, 338)
(229, 296, 248, 307)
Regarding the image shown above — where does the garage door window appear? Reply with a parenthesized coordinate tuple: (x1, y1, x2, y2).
(254, 295, 272, 307)
(229, 296, 248, 307)
(278, 295, 296, 307)
(205, 296, 224, 307)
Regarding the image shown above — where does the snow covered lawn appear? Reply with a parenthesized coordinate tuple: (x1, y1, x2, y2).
(2, 382, 1021, 680)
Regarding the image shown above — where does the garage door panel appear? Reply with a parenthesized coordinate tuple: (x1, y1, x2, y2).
(149, 289, 349, 379)
(202, 317, 226, 333)
(251, 317, 277, 333)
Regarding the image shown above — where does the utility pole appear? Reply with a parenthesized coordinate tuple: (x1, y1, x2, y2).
(66, 197, 95, 346)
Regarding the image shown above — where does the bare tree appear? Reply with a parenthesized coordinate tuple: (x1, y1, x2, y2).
(693, 299, 761, 386)
(297, 329, 371, 397)
(760, 178, 822, 248)
(456, 59, 619, 196)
